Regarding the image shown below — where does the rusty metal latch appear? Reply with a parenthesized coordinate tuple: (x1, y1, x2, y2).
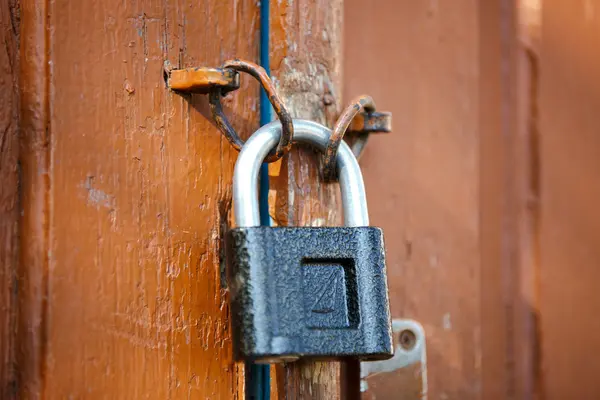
(164, 59, 393, 174)
(349, 111, 392, 134)
(164, 62, 240, 94)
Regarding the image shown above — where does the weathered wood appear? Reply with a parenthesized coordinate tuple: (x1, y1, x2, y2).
(19, 0, 50, 397)
(0, 0, 19, 397)
(269, 0, 344, 398)
(18, 0, 260, 397)
(539, 1, 600, 398)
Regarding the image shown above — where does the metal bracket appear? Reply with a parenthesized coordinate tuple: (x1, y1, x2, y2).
(164, 62, 240, 94)
(163, 60, 392, 160)
(361, 319, 428, 399)
(348, 111, 392, 134)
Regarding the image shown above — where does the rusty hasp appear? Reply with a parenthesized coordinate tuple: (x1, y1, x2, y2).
(323, 95, 392, 181)
(209, 59, 293, 163)
(348, 111, 392, 134)
(164, 62, 240, 94)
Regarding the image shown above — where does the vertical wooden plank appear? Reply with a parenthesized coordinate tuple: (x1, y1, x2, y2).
(269, 0, 344, 398)
(514, 1, 542, 398)
(479, 1, 524, 399)
(345, 1, 482, 398)
(18, 0, 259, 397)
(345, 1, 533, 399)
(539, 1, 600, 398)
(0, 1, 19, 397)
(18, 0, 50, 397)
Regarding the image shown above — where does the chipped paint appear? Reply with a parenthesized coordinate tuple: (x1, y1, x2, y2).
(87, 188, 113, 209)
(443, 313, 452, 331)
(81, 178, 114, 209)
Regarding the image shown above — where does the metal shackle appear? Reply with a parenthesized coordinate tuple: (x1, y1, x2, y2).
(233, 119, 369, 228)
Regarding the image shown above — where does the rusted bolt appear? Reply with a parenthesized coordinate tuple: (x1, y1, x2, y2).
(399, 329, 417, 351)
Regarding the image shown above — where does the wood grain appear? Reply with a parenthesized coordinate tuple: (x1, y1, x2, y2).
(0, 0, 19, 397)
(19, 0, 260, 397)
(268, 0, 344, 398)
(19, 0, 50, 397)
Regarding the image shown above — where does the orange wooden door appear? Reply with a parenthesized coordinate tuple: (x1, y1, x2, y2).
(345, 1, 505, 398)
(9, 0, 347, 398)
(19, 0, 257, 397)
(539, 0, 600, 398)
(347, 0, 600, 399)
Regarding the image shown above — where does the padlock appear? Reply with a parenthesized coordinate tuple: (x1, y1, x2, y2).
(226, 119, 394, 362)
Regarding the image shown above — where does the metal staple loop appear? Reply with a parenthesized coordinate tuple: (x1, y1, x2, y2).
(165, 59, 390, 166)
(323, 95, 376, 181)
(208, 59, 294, 163)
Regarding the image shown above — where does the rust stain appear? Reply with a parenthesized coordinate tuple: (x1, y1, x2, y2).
(347, 112, 392, 134)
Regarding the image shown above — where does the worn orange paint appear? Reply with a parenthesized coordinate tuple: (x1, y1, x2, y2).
(18, 0, 260, 397)
(19, 0, 51, 397)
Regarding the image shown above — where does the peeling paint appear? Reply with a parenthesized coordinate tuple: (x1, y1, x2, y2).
(443, 313, 452, 331)
(87, 188, 113, 209)
(82, 178, 114, 209)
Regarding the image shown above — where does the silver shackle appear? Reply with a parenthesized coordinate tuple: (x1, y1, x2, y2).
(233, 119, 369, 227)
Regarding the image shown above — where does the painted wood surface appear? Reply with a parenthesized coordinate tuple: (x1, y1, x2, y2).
(344, 1, 529, 399)
(539, 1, 600, 398)
(345, 1, 481, 398)
(14, 0, 344, 398)
(19, 0, 259, 397)
(0, 1, 19, 397)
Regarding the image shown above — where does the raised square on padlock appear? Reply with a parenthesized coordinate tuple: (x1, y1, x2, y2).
(301, 259, 359, 329)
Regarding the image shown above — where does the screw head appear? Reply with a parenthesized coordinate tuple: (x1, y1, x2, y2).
(399, 329, 417, 351)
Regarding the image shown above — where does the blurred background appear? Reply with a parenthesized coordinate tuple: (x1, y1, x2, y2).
(350, 0, 600, 398)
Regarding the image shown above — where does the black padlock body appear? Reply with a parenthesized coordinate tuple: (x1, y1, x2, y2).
(226, 226, 394, 362)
